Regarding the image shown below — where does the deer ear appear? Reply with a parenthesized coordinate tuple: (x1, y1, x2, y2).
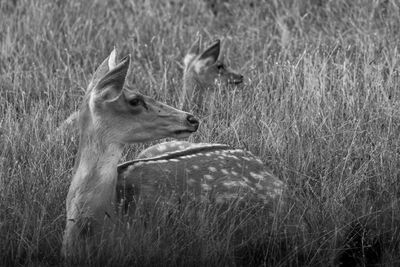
(184, 35, 202, 67)
(198, 39, 220, 65)
(93, 54, 131, 101)
(87, 48, 119, 92)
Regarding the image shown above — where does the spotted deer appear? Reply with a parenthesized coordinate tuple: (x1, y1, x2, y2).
(62, 49, 199, 258)
(117, 144, 285, 211)
(179, 36, 243, 111)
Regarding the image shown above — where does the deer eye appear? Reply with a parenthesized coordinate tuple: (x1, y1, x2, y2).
(216, 63, 224, 70)
(129, 98, 142, 107)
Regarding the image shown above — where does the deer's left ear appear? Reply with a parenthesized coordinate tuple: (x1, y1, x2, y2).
(93, 54, 131, 101)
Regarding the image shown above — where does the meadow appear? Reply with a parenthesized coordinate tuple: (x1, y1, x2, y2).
(1, 0, 400, 266)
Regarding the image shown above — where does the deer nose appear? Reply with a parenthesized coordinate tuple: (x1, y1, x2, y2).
(231, 74, 244, 84)
(186, 114, 199, 129)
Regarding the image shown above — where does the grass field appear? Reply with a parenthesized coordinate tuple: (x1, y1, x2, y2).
(1, 0, 400, 266)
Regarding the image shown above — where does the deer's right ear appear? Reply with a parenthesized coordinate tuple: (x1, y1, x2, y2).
(184, 35, 202, 67)
(198, 39, 220, 64)
(87, 48, 119, 92)
(93, 55, 131, 101)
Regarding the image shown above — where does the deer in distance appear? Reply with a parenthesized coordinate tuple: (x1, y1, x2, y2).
(62, 49, 199, 258)
(178, 36, 243, 111)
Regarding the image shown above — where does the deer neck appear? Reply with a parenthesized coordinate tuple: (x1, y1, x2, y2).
(181, 71, 213, 110)
(66, 122, 123, 224)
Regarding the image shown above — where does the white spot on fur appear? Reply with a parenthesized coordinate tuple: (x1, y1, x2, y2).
(250, 172, 264, 180)
(204, 174, 214, 181)
(223, 181, 238, 188)
(208, 167, 217, 172)
(157, 144, 167, 151)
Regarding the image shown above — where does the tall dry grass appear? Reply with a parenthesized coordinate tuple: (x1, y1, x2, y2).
(1, 0, 400, 265)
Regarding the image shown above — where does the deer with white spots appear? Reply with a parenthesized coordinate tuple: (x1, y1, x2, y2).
(117, 143, 285, 211)
(62, 49, 199, 259)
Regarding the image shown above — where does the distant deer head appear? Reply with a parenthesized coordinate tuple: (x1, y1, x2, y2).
(179, 37, 243, 110)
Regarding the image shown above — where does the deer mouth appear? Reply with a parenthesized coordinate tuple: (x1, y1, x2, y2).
(173, 129, 196, 139)
(229, 78, 243, 85)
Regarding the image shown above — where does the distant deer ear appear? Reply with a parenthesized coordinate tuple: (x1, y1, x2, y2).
(184, 35, 202, 67)
(198, 39, 220, 65)
(87, 48, 119, 92)
(93, 54, 130, 101)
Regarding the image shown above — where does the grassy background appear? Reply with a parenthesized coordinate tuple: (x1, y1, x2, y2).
(1, 0, 400, 265)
